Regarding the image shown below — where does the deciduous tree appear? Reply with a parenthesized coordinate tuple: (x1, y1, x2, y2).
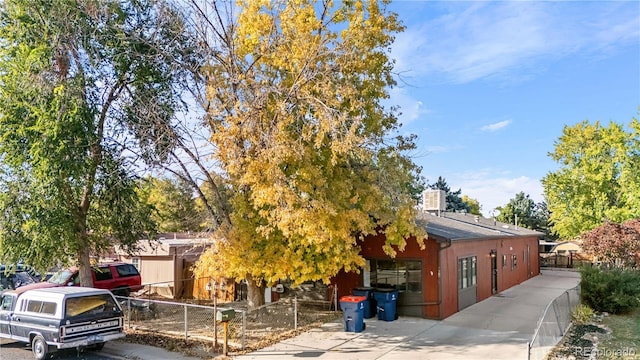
(461, 195, 481, 215)
(140, 177, 206, 233)
(542, 119, 640, 239)
(191, 0, 424, 308)
(0, 0, 193, 284)
(581, 219, 640, 266)
(495, 192, 546, 231)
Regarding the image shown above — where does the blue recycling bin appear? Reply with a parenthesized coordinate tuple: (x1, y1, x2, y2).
(374, 289, 398, 321)
(352, 287, 377, 319)
(339, 295, 366, 332)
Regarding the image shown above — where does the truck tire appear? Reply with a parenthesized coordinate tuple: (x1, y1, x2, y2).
(31, 334, 49, 360)
(92, 342, 106, 351)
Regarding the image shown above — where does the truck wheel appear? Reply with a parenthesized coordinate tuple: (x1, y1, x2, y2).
(31, 335, 49, 360)
(92, 342, 105, 351)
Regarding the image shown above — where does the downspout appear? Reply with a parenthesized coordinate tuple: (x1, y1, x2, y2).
(437, 238, 453, 319)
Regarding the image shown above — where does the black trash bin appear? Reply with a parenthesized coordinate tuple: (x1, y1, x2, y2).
(374, 289, 399, 321)
(339, 295, 366, 332)
(352, 287, 377, 319)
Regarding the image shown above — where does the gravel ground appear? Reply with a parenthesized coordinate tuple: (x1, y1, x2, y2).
(547, 322, 609, 360)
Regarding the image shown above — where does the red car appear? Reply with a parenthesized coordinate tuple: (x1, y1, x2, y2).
(18, 263, 142, 297)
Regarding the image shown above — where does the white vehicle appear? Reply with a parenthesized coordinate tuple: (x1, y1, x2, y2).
(0, 286, 125, 360)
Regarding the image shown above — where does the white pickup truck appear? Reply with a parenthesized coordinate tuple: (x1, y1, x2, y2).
(0, 286, 126, 360)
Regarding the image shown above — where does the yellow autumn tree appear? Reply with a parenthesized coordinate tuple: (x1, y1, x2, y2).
(192, 0, 424, 308)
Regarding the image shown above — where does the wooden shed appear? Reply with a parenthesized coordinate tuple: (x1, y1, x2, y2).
(113, 232, 237, 300)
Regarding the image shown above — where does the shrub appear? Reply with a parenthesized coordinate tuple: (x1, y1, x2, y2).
(572, 304, 595, 324)
(580, 266, 640, 314)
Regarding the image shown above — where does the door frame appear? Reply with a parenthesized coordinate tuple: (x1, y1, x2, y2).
(490, 250, 498, 295)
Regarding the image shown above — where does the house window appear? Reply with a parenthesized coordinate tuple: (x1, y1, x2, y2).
(132, 257, 140, 270)
(458, 256, 477, 289)
(368, 259, 422, 293)
(512, 254, 518, 270)
(502, 254, 507, 268)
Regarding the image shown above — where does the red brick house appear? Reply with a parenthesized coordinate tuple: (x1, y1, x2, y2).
(333, 195, 542, 319)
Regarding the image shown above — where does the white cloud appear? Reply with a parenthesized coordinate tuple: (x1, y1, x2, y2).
(481, 120, 512, 132)
(445, 169, 544, 217)
(387, 86, 431, 125)
(392, 2, 640, 84)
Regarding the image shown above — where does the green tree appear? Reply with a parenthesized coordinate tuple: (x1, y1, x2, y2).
(542, 119, 640, 239)
(429, 176, 470, 213)
(495, 192, 546, 231)
(461, 195, 482, 215)
(533, 201, 558, 240)
(140, 177, 205, 233)
(191, 0, 424, 308)
(0, 0, 193, 285)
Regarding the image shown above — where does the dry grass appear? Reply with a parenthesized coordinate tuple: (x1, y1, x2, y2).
(122, 318, 340, 359)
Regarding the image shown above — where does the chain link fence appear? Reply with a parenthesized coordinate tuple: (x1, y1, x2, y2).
(115, 295, 340, 351)
(528, 285, 581, 360)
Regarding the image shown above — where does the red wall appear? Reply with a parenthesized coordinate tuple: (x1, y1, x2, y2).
(332, 233, 441, 316)
(331, 232, 540, 319)
(440, 236, 540, 319)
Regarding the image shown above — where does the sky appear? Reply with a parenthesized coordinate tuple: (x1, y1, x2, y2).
(385, 1, 640, 216)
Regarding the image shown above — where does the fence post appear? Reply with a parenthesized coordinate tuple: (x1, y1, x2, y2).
(242, 310, 246, 350)
(566, 291, 572, 326)
(184, 303, 188, 340)
(127, 297, 131, 329)
(294, 296, 298, 330)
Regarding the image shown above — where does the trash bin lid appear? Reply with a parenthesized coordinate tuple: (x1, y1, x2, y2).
(340, 295, 367, 303)
(375, 288, 397, 293)
(353, 287, 375, 291)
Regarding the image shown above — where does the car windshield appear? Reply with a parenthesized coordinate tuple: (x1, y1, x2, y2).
(13, 272, 35, 287)
(48, 269, 74, 285)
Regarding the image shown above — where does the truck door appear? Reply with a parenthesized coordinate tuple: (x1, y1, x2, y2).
(0, 294, 15, 336)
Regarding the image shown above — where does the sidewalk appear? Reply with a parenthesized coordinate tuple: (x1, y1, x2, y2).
(233, 269, 581, 360)
(102, 341, 203, 360)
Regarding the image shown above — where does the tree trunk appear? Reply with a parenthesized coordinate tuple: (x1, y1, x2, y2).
(245, 274, 265, 310)
(77, 241, 93, 287)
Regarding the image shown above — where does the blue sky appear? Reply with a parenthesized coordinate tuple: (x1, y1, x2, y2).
(386, 1, 640, 216)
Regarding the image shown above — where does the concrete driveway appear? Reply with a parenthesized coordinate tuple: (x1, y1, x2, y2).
(234, 269, 581, 360)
